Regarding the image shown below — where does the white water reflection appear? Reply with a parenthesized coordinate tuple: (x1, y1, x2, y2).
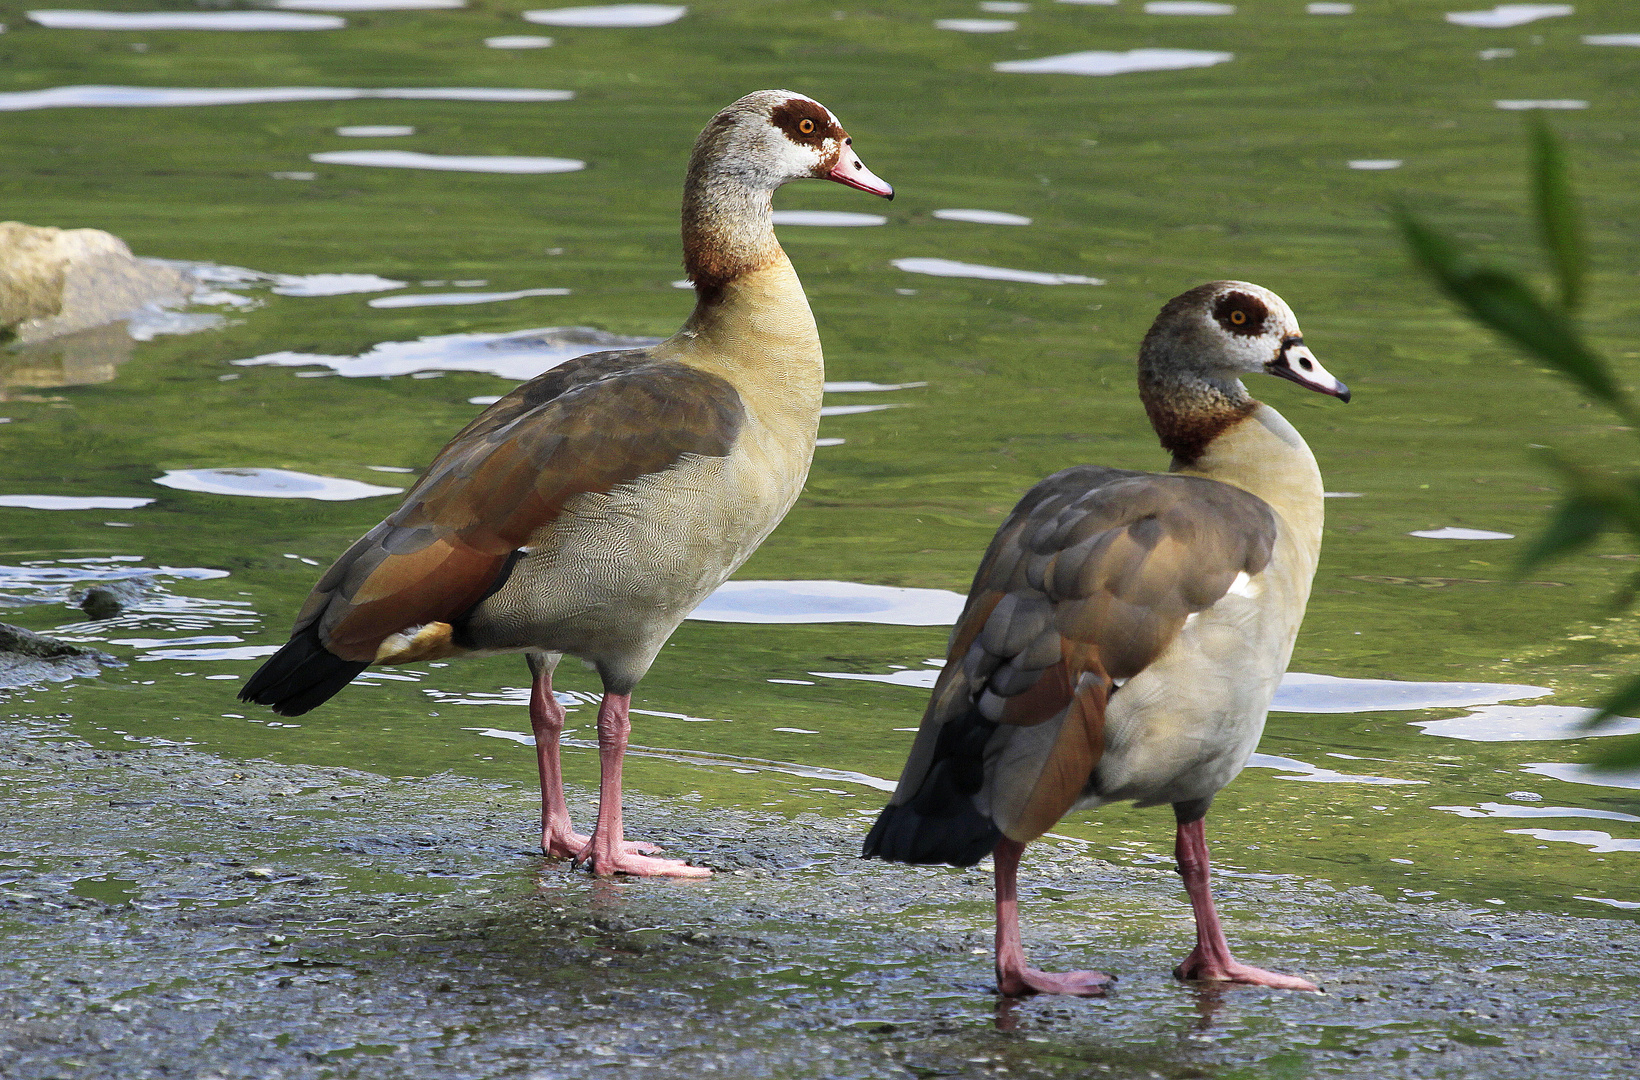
(1144, 2, 1234, 13)
(811, 665, 941, 690)
(688, 580, 967, 625)
(311, 150, 585, 174)
(819, 403, 902, 417)
(893, 258, 1103, 285)
(1584, 34, 1640, 46)
(1495, 99, 1588, 110)
(1408, 527, 1514, 539)
(0, 495, 153, 510)
(823, 380, 927, 392)
(770, 210, 888, 226)
(1413, 705, 1640, 742)
(1245, 753, 1425, 785)
(1348, 159, 1401, 170)
(367, 287, 570, 308)
(135, 644, 281, 662)
(980, 2, 1030, 11)
(336, 125, 414, 136)
(0, 86, 574, 111)
(235, 326, 661, 381)
(275, 0, 462, 8)
(522, 4, 686, 26)
(933, 208, 1032, 225)
(1577, 895, 1640, 909)
(996, 48, 1233, 76)
(1505, 829, 1640, 853)
(1521, 762, 1640, 791)
(153, 468, 403, 501)
(1434, 801, 1640, 823)
(27, 10, 344, 30)
(1271, 672, 1548, 713)
(0, 559, 229, 610)
(486, 34, 553, 46)
(1307, 2, 1353, 11)
(271, 273, 407, 296)
(935, 18, 1016, 31)
(1445, 4, 1572, 28)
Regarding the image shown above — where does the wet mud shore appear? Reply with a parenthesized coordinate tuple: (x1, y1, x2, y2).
(3, 715, 1637, 1080)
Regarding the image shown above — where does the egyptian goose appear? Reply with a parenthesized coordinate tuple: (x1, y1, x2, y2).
(864, 282, 1347, 993)
(242, 90, 893, 877)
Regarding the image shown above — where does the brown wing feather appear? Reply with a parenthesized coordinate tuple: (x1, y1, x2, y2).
(868, 465, 1277, 858)
(294, 349, 746, 661)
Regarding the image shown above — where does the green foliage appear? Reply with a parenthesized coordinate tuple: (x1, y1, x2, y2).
(1396, 116, 1640, 771)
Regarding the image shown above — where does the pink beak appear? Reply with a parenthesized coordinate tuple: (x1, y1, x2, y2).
(826, 141, 894, 199)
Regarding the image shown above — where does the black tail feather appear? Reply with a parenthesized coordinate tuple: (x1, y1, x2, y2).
(863, 705, 1002, 867)
(240, 625, 368, 717)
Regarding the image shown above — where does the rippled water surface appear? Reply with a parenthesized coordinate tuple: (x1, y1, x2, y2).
(3, 0, 1639, 1074)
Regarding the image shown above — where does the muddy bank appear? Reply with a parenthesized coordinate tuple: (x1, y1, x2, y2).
(1, 714, 1637, 1080)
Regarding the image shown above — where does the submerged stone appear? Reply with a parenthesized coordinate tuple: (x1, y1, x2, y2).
(0, 621, 121, 687)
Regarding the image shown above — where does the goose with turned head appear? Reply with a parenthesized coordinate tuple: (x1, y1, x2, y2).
(241, 90, 892, 878)
(864, 282, 1347, 994)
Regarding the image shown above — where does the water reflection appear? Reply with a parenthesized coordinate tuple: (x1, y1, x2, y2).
(521, 4, 687, 27)
(1504, 829, 1640, 853)
(1585, 34, 1640, 46)
(0, 86, 573, 111)
(367, 287, 571, 308)
(0, 495, 153, 510)
(769, 211, 887, 226)
(0, 558, 228, 610)
(1308, 2, 1353, 11)
(995, 49, 1234, 76)
(1445, 4, 1573, 29)
(1434, 801, 1640, 823)
(336, 125, 415, 137)
(1244, 753, 1425, 785)
(934, 18, 1017, 31)
(235, 326, 661, 380)
(485, 34, 554, 47)
(153, 468, 403, 501)
(1348, 159, 1402, 170)
(269, 273, 406, 296)
(309, 151, 586, 174)
(893, 258, 1103, 286)
(275, 0, 463, 8)
(1408, 527, 1514, 540)
(1143, 1, 1235, 14)
(818, 403, 901, 416)
(1495, 100, 1588, 110)
(687, 580, 967, 625)
(931, 208, 1032, 225)
(1520, 762, 1640, 791)
(26, 10, 344, 30)
(823, 380, 927, 392)
(979, 2, 1030, 11)
(1412, 705, 1640, 742)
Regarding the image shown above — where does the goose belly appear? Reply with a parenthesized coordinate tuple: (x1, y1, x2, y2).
(1083, 567, 1309, 810)
(469, 426, 813, 673)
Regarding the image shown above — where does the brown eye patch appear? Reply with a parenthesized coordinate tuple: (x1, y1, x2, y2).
(1212, 291, 1268, 337)
(770, 98, 837, 145)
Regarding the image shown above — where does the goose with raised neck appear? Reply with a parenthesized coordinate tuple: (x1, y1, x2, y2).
(865, 281, 1348, 995)
(241, 90, 892, 878)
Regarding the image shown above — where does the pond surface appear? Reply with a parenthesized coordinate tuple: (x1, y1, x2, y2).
(3, 0, 1639, 1075)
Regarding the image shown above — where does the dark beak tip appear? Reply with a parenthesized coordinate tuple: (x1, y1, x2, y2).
(1337, 384, 1352, 404)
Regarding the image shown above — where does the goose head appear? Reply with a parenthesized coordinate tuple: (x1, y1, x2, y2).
(1143, 281, 1348, 402)
(687, 89, 893, 199)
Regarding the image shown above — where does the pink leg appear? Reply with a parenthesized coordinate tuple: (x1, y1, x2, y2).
(993, 837, 1112, 997)
(1172, 815, 1318, 991)
(574, 692, 709, 878)
(528, 658, 592, 859)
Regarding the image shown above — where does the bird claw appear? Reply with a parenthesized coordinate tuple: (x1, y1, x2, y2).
(1174, 954, 1319, 992)
(998, 966, 1114, 998)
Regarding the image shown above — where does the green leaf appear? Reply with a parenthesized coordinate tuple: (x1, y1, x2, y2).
(1527, 115, 1587, 312)
(1394, 210, 1628, 419)
(1515, 494, 1607, 573)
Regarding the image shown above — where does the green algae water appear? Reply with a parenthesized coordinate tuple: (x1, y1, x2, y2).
(3, 0, 1640, 1074)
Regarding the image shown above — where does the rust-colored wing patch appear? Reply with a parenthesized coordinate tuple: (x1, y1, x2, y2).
(294, 349, 746, 662)
(864, 466, 1277, 862)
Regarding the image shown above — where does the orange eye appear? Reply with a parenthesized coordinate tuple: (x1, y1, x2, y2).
(1229, 310, 1246, 325)
(798, 118, 815, 135)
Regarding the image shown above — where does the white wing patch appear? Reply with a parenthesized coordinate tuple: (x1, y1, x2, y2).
(1226, 570, 1262, 599)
